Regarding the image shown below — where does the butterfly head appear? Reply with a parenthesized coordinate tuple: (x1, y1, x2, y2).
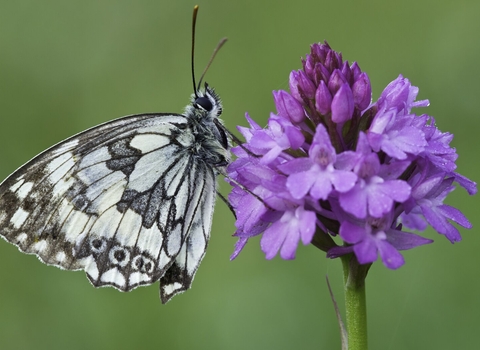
(191, 82, 223, 120)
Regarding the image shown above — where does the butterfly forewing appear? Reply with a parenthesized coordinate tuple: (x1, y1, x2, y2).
(0, 107, 225, 303)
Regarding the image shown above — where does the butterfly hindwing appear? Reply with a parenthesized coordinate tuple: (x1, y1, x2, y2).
(0, 112, 219, 302)
(160, 160, 216, 302)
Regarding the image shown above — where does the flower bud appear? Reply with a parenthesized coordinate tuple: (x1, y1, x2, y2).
(350, 62, 362, 81)
(352, 72, 372, 111)
(315, 80, 332, 115)
(327, 69, 347, 95)
(341, 61, 353, 85)
(331, 83, 354, 123)
(273, 90, 306, 123)
(289, 70, 316, 102)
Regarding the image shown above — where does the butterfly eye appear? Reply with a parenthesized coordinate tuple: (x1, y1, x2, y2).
(195, 96, 213, 111)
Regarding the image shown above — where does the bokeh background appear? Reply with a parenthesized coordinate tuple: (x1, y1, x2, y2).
(0, 1, 479, 349)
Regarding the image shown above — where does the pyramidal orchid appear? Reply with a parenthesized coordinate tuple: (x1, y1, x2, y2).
(227, 41, 476, 349)
(228, 41, 475, 267)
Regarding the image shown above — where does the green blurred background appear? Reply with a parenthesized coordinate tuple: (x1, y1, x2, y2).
(0, 1, 479, 349)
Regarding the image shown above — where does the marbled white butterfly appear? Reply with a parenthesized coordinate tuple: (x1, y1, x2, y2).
(0, 6, 230, 303)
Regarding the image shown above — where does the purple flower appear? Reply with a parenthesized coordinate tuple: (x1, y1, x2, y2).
(401, 164, 473, 243)
(376, 75, 429, 113)
(248, 115, 305, 164)
(329, 214, 432, 269)
(261, 206, 316, 260)
(279, 124, 357, 200)
(338, 133, 411, 219)
(367, 111, 428, 160)
(227, 41, 476, 268)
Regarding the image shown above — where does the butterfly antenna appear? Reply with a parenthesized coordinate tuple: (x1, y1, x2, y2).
(191, 5, 200, 98)
(191, 5, 227, 95)
(197, 37, 228, 89)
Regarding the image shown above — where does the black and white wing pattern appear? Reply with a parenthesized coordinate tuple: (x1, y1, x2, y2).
(0, 85, 229, 303)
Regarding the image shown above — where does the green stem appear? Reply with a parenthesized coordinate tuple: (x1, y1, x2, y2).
(341, 255, 370, 350)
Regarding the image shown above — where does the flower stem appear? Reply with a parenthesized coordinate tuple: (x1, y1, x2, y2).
(341, 255, 370, 350)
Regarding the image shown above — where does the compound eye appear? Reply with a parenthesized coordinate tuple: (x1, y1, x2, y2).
(195, 96, 213, 111)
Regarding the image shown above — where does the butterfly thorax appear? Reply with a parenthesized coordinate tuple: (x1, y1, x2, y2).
(183, 84, 230, 167)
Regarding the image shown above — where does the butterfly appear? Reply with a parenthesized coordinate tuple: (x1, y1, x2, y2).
(0, 5, 230, 303)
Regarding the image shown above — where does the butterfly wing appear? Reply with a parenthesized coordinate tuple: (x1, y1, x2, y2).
(0, 113, 217, 303)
